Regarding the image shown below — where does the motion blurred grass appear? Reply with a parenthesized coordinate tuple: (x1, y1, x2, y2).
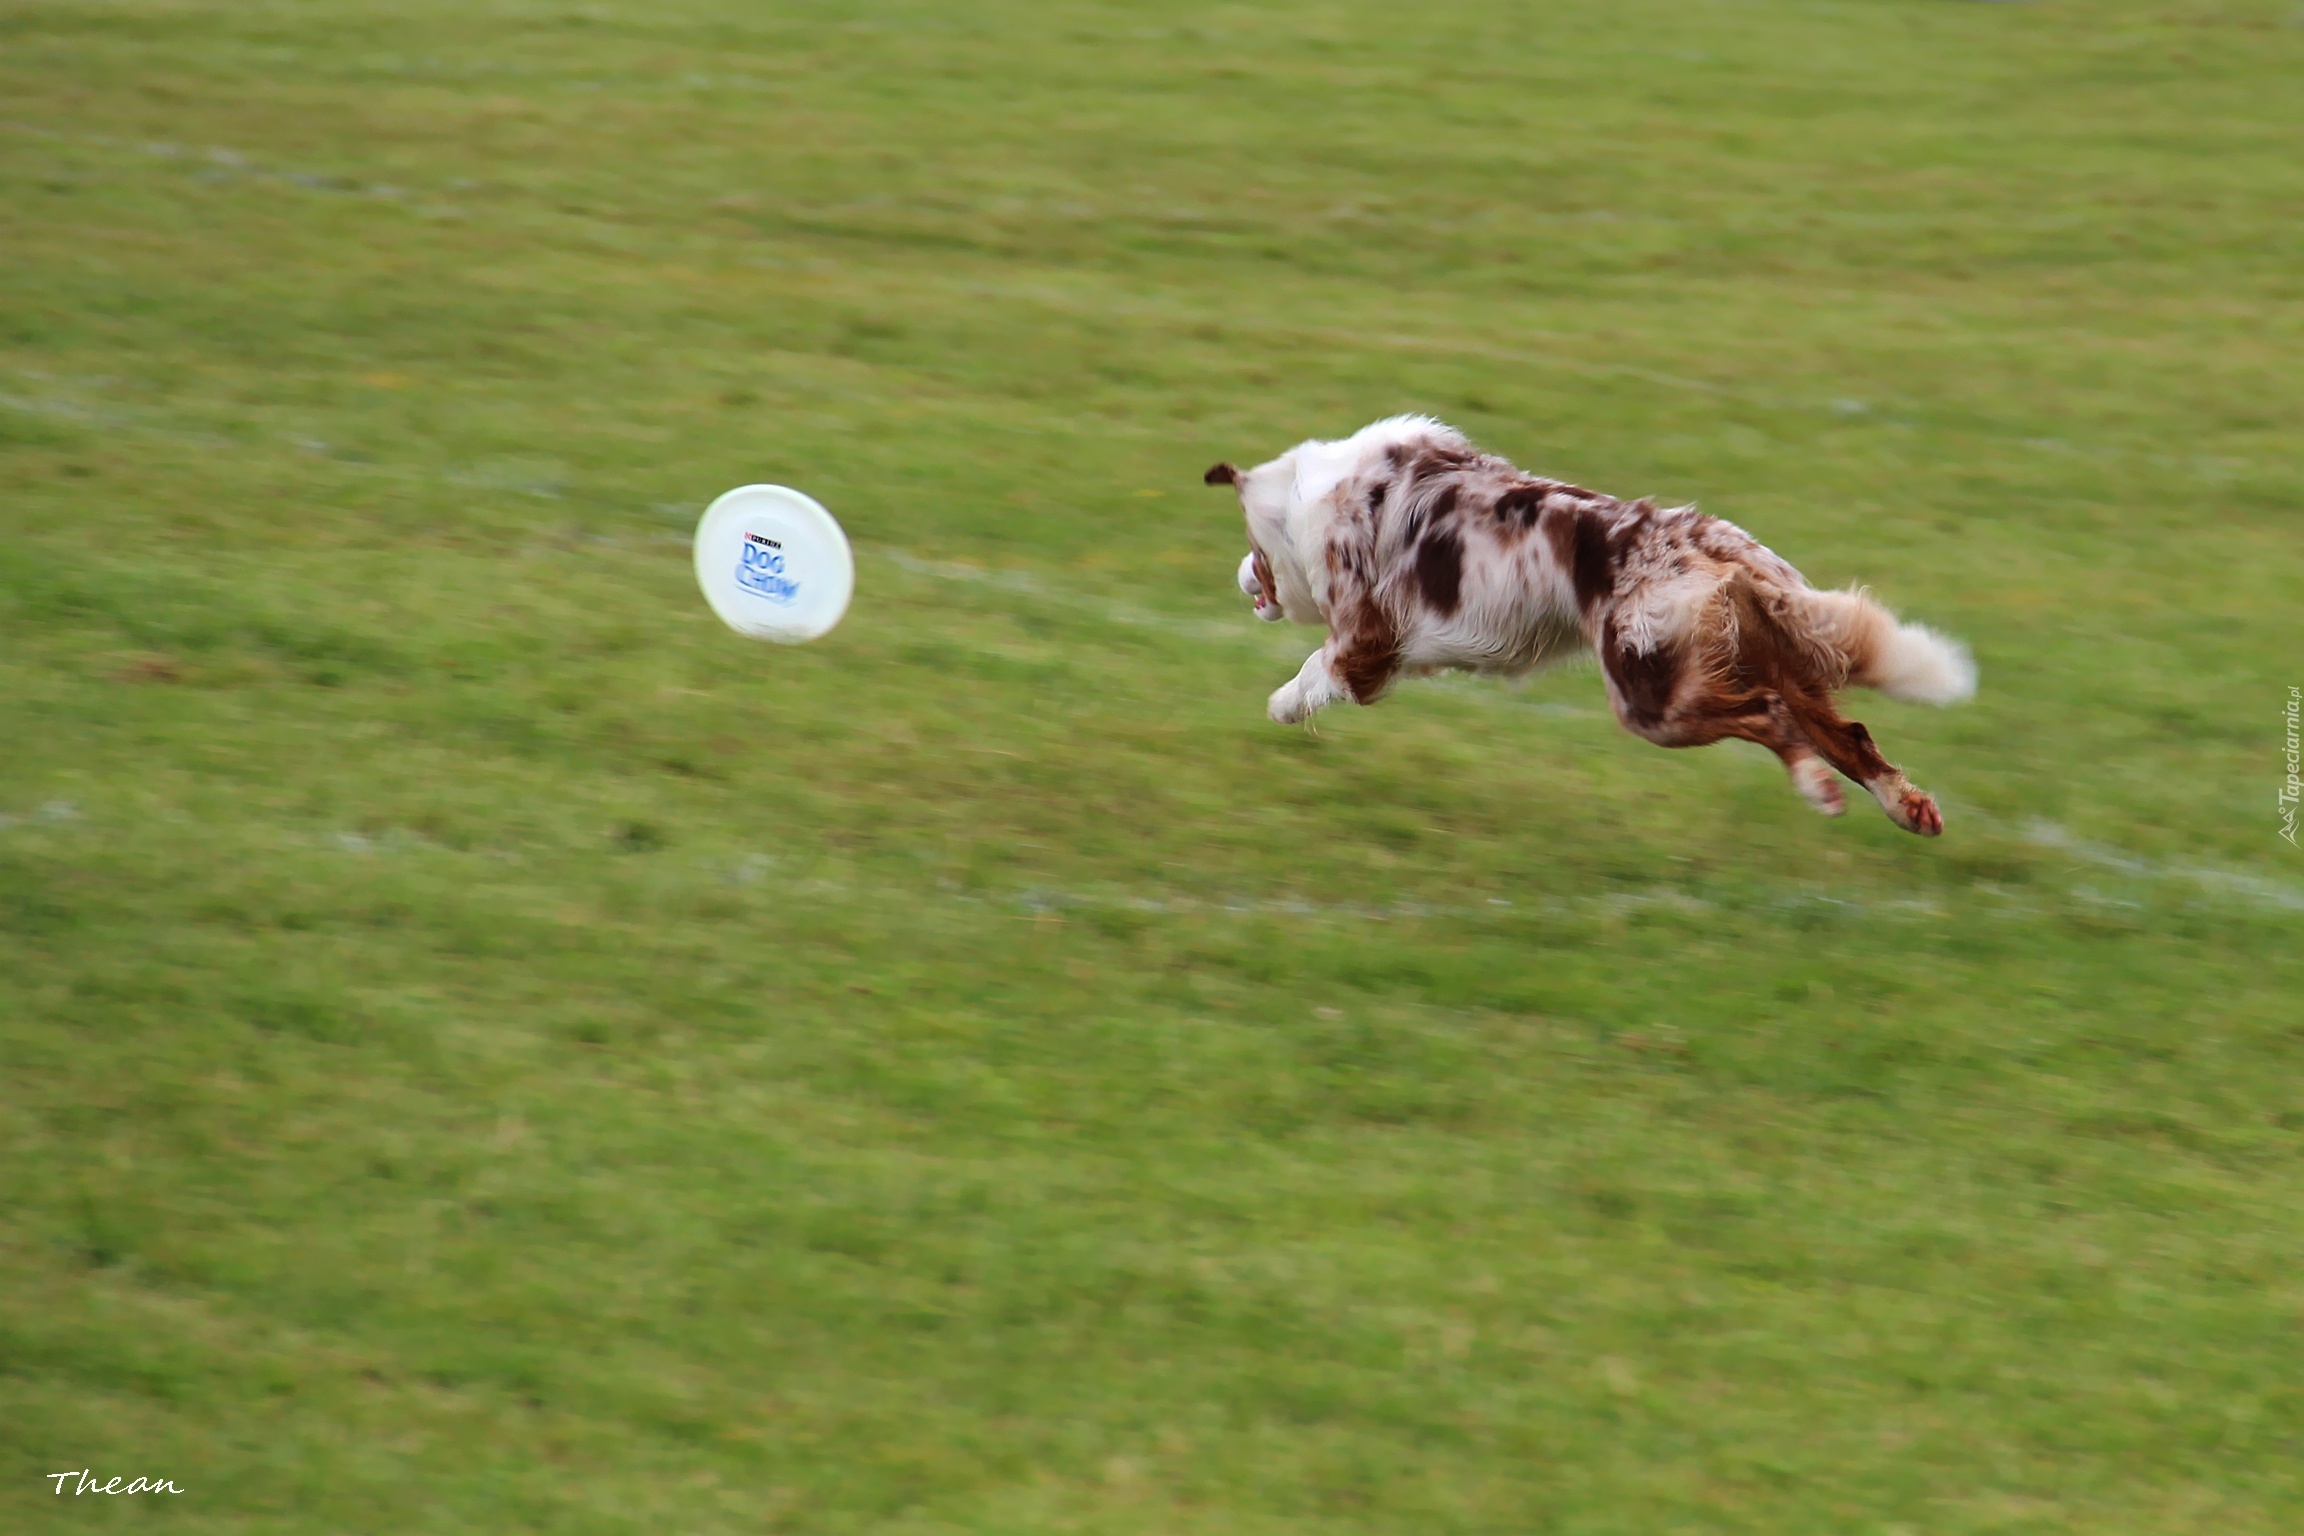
(4, 0, 2302, 1531)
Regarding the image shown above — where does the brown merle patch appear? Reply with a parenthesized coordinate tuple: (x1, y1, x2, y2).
(1546, 504, 1619, 609)
(1335, 617, 1402, 703)
(1415, 527, 1464, 616)
(1494, 483, 1548, 530)
(1403, 481, 1459, 543)
(1407, 447, 1476, 483)
(1603, 620, 1682, 730)
(1611, 499, 1660, 555)
(1716, 574, 1790, 690)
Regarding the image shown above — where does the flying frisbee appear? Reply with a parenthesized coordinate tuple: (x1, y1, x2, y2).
(693, 484, 854, 643)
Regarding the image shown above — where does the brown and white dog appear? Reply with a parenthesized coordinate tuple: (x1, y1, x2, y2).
(1207, 415, 1975, 835)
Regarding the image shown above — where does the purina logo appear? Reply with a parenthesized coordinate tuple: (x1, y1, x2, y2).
(735, 530, 800, 605)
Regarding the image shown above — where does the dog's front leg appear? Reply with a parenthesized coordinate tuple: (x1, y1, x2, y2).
(1269, 647, 1351, 724)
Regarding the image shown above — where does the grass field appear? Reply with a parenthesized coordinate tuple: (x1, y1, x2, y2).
(5, 0, 2303, 1530)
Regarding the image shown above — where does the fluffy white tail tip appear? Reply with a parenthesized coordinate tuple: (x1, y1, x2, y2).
(1874, 622, 1977, 706)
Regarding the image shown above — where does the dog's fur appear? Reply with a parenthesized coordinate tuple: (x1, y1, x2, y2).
(1207, 415, 1975, 835)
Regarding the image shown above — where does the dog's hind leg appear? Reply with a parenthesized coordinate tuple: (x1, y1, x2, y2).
(1730, 693, 1844, 817)
(1599, 624, 1843, 817)
(1786, 695, 1942, 837)
(1707, 572, 1931, 830)
(1632, 687, 1844, 818)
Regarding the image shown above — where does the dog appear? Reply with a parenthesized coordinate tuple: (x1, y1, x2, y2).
(1207, 415, 1974, 835)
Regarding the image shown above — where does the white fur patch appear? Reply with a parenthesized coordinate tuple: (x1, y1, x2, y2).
(1873, 622, 1977, 705)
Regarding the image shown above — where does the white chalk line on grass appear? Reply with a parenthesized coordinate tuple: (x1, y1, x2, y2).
(875, 547, 1604, 718)
(294, 821, 2295, 929)
(711, 852, 1935, 927)
(697, 854, 2298, 929)
(1, 122, 460, 216)
(878, 548, 1278, 651)
(692, 860, 2236, 929)
(715, 861, 1926, 929)
(2016, 818, 2304, 913)
(7, 794, 2291, 927)
(19, 118, 2297, 480)
(0, 801, 79, 832)
(0, 119, 1820, 423)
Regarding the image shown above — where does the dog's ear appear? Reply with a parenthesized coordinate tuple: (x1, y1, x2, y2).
(1203, 462, 1240, 487)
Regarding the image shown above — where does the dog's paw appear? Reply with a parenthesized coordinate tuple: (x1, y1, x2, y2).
(1792, 758, 1845, 817)
(1268, 684, 1311, 725)
(1890, 789, 1943, 837)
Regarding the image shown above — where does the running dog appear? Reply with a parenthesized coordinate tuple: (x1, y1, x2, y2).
(1207, 415, 1974, 835)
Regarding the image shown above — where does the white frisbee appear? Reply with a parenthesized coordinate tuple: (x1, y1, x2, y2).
(693, 484, 854, 643)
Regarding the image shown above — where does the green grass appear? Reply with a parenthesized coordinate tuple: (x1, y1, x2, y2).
(4, 0, 2302, 1529)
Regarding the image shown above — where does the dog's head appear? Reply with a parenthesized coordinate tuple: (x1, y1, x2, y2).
(1207, 415, 1470, 628)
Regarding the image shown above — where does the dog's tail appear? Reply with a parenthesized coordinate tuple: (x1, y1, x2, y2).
(1789, 586, 1976, 705)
